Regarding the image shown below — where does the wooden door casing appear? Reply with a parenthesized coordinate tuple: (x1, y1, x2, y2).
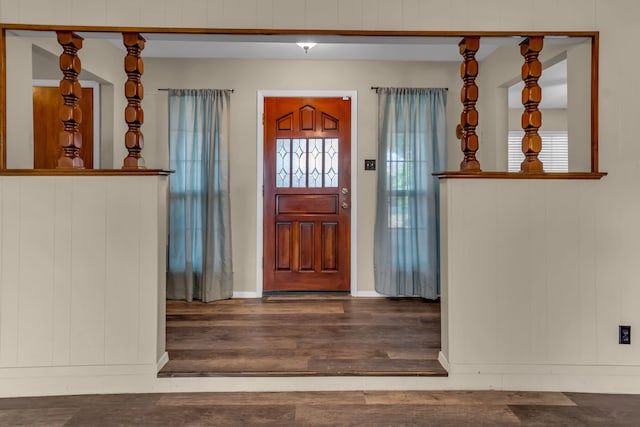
(263, 97, 351, 292)
(33, 86, 94, 169)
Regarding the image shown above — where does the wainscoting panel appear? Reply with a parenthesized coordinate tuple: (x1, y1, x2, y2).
(0, 175, 168, 374)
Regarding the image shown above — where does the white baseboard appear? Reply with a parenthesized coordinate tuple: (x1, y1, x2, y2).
(2, 365, 640, 397)
(233, 292, 260, 298)
(438, 351, 450, 372)
(353, 291, 384, 297)
(156, 352, 169, 372)
(0, 365, 158, 398)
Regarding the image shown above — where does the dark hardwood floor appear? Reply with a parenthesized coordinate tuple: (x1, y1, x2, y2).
(2, 391, 639, 426)
(4, 298, 637, 425)
(159, 296, 446, 377)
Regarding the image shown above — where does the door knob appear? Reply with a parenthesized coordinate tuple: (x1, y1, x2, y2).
(341, 201, 350, 209)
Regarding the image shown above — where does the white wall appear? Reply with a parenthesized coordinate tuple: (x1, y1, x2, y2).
(5, 35, 33, 168)
(0, 175, 168, 396)
(567, 42, 592, 172)
(440, 178, 640, 392)
(1, 0, 640, 396)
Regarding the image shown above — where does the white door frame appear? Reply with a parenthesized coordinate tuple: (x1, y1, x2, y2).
(256, 90, 359, 297)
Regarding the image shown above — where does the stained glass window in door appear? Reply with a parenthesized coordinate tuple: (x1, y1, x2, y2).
(324, 138, 339, 187)
(276, 138, 291, 187)
(292, 138, 307, 187)
(275, 138, 339, 188)
(308, 138, 323, 187)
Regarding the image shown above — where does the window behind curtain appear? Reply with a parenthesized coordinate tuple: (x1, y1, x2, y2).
(167, 89, 233, 303)
(374, 88, 447, 299)
(387, 130, 422, 229)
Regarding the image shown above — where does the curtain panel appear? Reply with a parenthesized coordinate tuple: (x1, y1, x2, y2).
(167, 89, 233, 302)
(374, 88, 447, 299)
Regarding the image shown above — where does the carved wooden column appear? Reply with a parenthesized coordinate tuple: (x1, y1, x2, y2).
(56, 31, 84, 169)
(122, 33, 146, 169)
(458, 37, 481, 171)
(520, 36, 544, 172)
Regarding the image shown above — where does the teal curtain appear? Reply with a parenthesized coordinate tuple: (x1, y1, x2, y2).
(374, 88, 447, 299)
(167, 89, 233, 302)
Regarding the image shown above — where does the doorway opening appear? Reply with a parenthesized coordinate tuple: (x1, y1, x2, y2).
(159, 89, 443, 378)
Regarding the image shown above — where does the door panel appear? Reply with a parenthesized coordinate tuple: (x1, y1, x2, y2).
(277, 195, 337, 214)
(264, 97, 351, 292)
(299, 222, 314, 271)
(33, 86, 94, 169)
(321, 222, 338, 271)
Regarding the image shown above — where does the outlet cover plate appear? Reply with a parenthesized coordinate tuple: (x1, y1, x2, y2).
(619, 325, 631, 344)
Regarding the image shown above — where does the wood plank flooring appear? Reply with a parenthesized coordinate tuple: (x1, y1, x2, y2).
(160, 296, 446, 377)
(2, 391, 639, 426)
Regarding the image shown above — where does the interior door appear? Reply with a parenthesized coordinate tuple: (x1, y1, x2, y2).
(33, 86, 94, 169)
(263, 97, 351, 292)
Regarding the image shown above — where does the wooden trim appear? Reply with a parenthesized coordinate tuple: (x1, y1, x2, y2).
(591, 33, 599, 173)
(0, 24, 602, 175)
(434, 171, 607, 180)
(0, 24, 599, 39)
(0, 169, 172, 176)
(0, 27, 6, 170)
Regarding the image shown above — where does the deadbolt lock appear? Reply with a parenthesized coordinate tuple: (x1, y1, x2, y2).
(341, 187, 349, 195)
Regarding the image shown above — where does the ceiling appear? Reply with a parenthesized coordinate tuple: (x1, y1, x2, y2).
(12, 30, 520, 61)
(135, 33, 507, 61)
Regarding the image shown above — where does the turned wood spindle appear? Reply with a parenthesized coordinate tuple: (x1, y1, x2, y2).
(56, 31, 84, 169)
(458, 37, 481, 172)
(520, 36, 544, 172)
(122, 32, 146, 169)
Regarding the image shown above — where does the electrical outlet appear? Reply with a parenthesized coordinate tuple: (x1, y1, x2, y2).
(364, 159, 376, 171)
(619, 325, 631, 344)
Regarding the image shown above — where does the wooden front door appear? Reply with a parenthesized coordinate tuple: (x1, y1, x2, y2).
(33, 86, 94, 169)
(263, 97, 351, 292)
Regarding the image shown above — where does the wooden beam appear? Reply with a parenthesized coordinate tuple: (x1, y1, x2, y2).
(0, 169, 171, 176)
(591, 33, 599, 173)
(0, 27, 6, 170)
(433, 171, 607, 180)
(0, 24, 602, 39)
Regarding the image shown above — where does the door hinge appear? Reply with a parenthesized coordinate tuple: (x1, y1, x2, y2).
(262, 184, 264, 196)
(262, 112, 264, 125)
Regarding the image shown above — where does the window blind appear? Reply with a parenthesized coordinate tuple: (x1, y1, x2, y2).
(508, 130, 569, 172)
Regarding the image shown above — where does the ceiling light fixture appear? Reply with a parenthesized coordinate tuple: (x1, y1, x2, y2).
(296, 42, 317, 54)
